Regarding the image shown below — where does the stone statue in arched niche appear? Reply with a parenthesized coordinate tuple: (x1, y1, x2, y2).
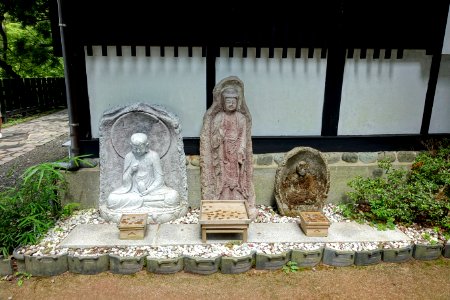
(200, 76, 257, 218)
(99, 102, 188, 224)
(275, 147, 330, 217)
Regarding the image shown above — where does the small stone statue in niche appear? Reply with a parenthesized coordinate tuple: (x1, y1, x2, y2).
(282, 161, 320, 207)
(107, 132, 180, 210)
(200, 76, 256, 218)
(274, 147, 330, 216)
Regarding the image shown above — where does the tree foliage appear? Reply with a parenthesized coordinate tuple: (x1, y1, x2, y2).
(0, 0, 63, 78)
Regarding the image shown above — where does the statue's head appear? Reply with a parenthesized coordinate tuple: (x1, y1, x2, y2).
(221, 87, 239, 113)
(130, 133, 149, 156)
(296, 161, 307, 176)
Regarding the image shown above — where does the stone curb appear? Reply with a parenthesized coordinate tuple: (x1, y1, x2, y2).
(6, 244, 448, 277)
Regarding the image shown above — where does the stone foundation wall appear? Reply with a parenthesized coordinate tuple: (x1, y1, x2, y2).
(63, 151, 417, 209)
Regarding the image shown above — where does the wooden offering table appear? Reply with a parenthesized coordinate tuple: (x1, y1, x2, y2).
(299, 211, 330, 237)
(118, 213, 148, 240)
(199, 200, 251, 243)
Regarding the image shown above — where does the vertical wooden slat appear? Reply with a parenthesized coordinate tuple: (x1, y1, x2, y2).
(13, 79, 20, 111)
(101, 45, 107, 56)
(373, 48, 380, 59)
(86, 45, 93, 56)
(45, 78, 52, 108)
(23, 78, 31, 109)
(347, 48, 354, 59)
(202, 46, 206, 58)
(39, 78, 45, 109)
(33, 78, 39, 109)
(255, 47, 261, 58)
(360, 48, 367, 59)
(384, 49, 391, 59)
(48, 78, 54, 107)
(40, 78, 45, 109)
(3, 80, 10, 113)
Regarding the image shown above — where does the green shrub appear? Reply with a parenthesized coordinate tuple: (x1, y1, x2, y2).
(340, 140, 450, 233)
(0, 157, 89, 256)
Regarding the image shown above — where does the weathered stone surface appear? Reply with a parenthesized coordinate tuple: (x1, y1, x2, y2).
(273, 153, 285, 165)
(323, 152, 341, 164)
(99, 103, 188, 223)
(25, 253, 68, 276)
(354, 249, 382, 266)
(67, 254, 109, 274)
(188, 155, 200, 167)
(274, 147, 330, 216)
(257, 154, 273, 166)
(341, 152, 358, 163)
(358, 152, 378, 164)
(0, 256, 13, 276)
(397, 151, 417, 162)
(378, 151, 396, 162)
(199, 76, 256, 218)
(322, 248, 354, 267)
(382, 246, 412, 263)
(372, 168, 384, 177)
(255, 251, 291, 270)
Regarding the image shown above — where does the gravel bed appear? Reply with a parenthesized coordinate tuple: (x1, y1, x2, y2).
(14, 204, 447, 259)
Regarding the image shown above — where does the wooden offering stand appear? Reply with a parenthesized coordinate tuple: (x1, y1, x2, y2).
(118, 213, 148, 240)
(199, 200, 251, 243)
(299, 211, 330, 237)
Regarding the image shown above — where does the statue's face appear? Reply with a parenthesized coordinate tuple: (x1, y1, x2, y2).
(131, 142, 147, 157)
(224, 97, 237, 112)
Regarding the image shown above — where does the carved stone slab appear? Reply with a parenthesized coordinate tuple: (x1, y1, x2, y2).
(274, 147, 330, 216)
(99, 103, 188, 223)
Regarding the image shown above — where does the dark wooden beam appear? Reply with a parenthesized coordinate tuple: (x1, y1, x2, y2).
(206, 46, 217, 109)
(321, 1, 345, 136)
(421, 3, 449, 134)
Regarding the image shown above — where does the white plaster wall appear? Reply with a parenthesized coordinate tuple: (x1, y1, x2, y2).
(85, 46, 206, 138)
(339, 50, 432, 135)
(429, 55, 450, 133)
(216, 48, 327, 136)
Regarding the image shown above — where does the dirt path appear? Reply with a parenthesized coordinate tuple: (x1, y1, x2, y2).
(1, 259, 449, 300)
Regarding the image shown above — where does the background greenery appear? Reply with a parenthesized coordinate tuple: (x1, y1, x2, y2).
(0, 0, 63, 78)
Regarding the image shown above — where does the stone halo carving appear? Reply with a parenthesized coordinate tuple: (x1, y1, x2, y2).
(111, 111, 171, 159)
